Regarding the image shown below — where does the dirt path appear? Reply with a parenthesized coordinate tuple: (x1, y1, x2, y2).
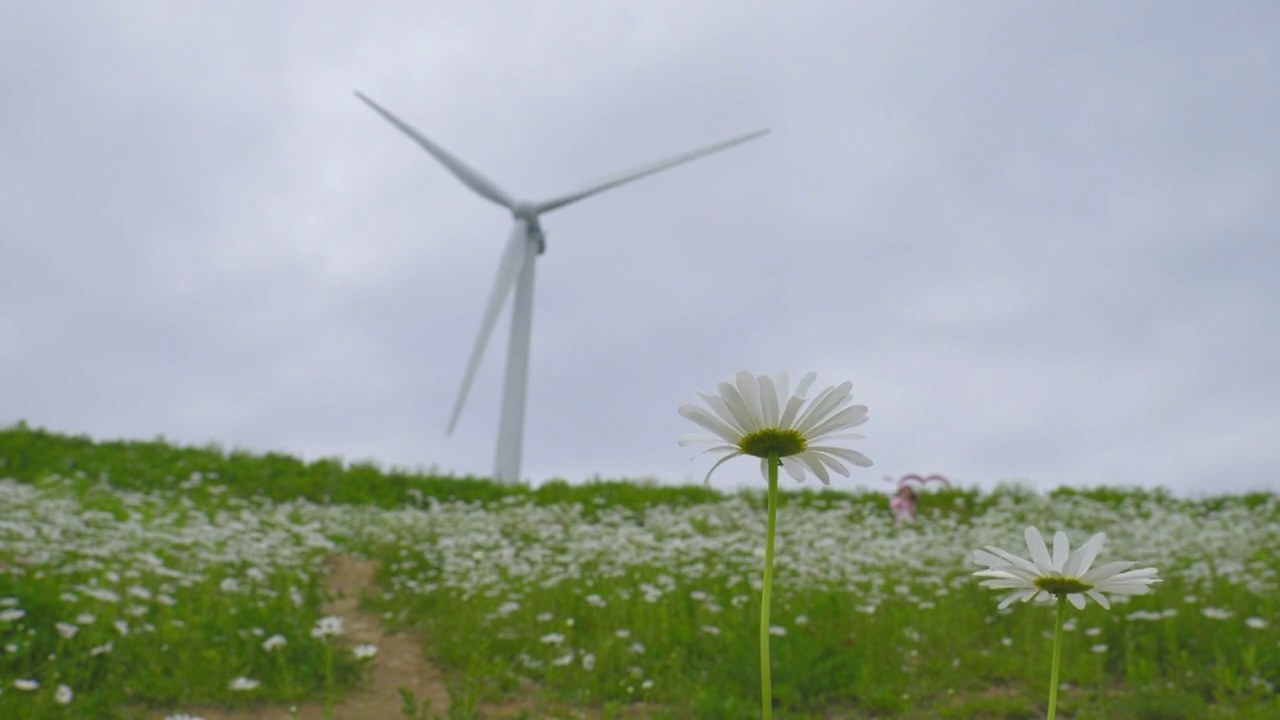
(147, 555, 452, 720)
(142, 556, 658, 720)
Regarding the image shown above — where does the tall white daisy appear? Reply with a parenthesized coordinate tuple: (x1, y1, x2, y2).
(973, 527, 1161, 610)
(679, 370, 872, 485)
(678, 370, 872, 720)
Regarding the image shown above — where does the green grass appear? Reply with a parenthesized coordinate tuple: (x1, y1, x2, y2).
(2, 423, 1279, 718)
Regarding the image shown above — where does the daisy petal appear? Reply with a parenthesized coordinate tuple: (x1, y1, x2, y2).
(757, 374, 780, 427)
(1052, 531, 1070, 572)
(701, 451, 744, 485)
(1080, 560, 1137, 585)
(677, 405, 742, 444)
(716, 381, 760, 433)
(1063, 533, 1104, 578)
(809, 451, 851, 477)
(735, 371, 765, 428)
(803, 405, 870, 441)
(1024, 527, 1053, 570)
(794, 382, 854, 435)
(807, 445, 872, 467)
(697, 392, 747, 434)
(780, 456, 807, 483)
(796, 452, 831, 485)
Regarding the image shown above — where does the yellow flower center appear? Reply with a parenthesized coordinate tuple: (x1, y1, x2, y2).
(1034, 576, 1094, 596)
(738, 428, 807, 459)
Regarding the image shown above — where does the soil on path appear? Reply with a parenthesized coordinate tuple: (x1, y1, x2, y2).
(145, 555, 452, 720)
(141, 556, 655, 720)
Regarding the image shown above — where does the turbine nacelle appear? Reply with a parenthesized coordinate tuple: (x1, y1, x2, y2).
(511, 201, 540, 221)
(512, 202, 546, 254)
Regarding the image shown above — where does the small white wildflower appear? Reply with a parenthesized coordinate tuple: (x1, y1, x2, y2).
(1202, 607, 1232, 620)
(0, 609, 26, 622)
(56, 622, 79, 639)
(55, 684, 73, 704)
(1091, 644, 1108, 653)
(1246, 617, 1268, 630)
(76, 613, 96, 624)
(701, 625, 722, 635)
(262, 634, 287, 652)
(582, 653, 596, 671)
(228, 677, 260, 691)
(795, 615, 810, 625)
(353, 643, 378, 660)
(769, 625, 786, 637)
(540, 633, 565, 645)
(310, 615, 344, 639)
(14, 678, 39, 691)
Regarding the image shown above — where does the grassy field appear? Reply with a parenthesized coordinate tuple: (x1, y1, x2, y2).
(1, 423, 1278, 719)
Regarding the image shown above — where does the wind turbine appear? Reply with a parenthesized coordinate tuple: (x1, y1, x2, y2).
(355, 90, 769, 484)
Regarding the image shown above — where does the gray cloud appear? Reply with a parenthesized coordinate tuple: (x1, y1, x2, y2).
(2, 1, 1276, 496)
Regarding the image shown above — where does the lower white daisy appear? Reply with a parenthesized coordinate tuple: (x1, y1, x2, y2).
(972, 527, 1160, 610)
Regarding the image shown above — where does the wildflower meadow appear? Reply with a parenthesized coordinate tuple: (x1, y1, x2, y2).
(1, 422, 1278, 719)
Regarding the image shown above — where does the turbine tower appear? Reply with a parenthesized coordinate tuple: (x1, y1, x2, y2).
(355, 91, 769, 484)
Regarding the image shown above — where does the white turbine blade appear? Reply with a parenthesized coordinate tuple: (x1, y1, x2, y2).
(534, 128, 770, 214)
(354, 90, 515, 210)
(447, 221, 532, 434)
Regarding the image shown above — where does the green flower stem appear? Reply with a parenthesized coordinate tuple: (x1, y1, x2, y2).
(324, 641, 335, 720)
(760, 453, 780, 720)
(1047, 595, 1066, 720)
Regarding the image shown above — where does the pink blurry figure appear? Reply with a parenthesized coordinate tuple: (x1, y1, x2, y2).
(890, 485, 918, 526)
(885, 473, 952, 526)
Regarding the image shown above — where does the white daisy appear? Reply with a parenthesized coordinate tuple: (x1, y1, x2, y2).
(972, 527, 1160, 610)
(679, 370, 872, 485)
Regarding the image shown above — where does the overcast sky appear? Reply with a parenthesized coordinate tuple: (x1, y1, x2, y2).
(3, 2, 1277, 496)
